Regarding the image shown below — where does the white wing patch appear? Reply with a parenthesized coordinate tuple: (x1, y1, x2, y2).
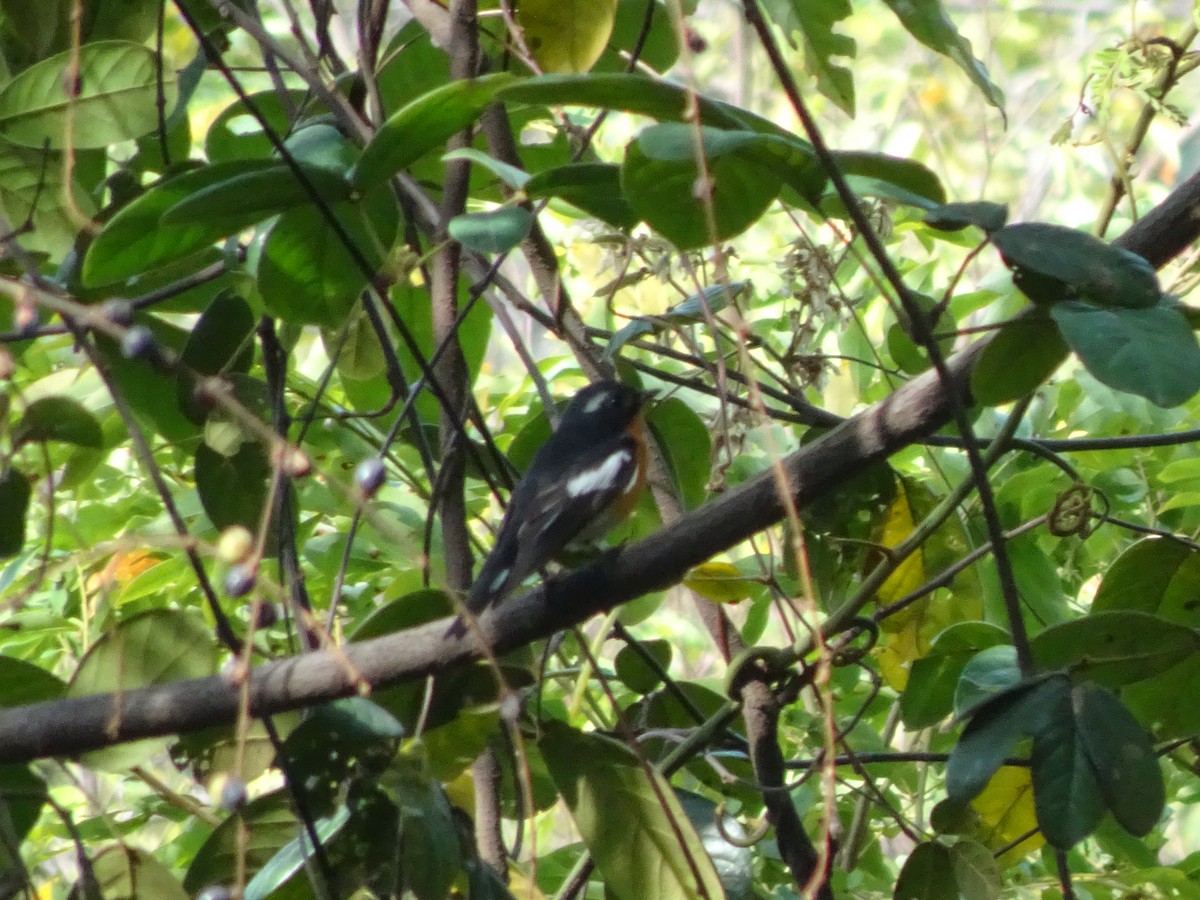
(565, 449, 632, 498)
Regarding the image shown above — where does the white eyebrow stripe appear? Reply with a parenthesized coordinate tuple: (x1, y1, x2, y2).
(581, 392, 611, 414)
(565, 449, 631, 497)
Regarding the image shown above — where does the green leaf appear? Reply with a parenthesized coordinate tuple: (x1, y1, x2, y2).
(68, 609, 220, 770)
(970, 313, 1068, 406)
(92, 846, 189, 900)
(379, 761, 463, 900)
(257, 192, 400, 327)
(183, 793, 298, 892)
(834, 151, 947, 206)
(244, 806, 351, 900)
(1031, 679, 1106, 848)
(204, 88, 310, 163)
(881, 0, 1005, 112)
(159, 163, 351, 227)
(14, 396, 102, 447)
(949, 839, 1003, 900)
(442, 147, 531, 189)
(763, 0, 855, 116)
(901, 623, 1009, 728)
(540, 722, 725, 900)
(614, 638, 672, 693)
(353, 73, 517, 187)
(0, 469, 32, 558)
(178, 291, 256, 421)
(0, 40, 178, 149)
(622, 125, 782, 249)
(1050, 300, 1200, 408)
(953, 644, 1020, 718)
(1030, 610, 1200, 687)
(195, 440, 274, 544)
(448, 207, 533, 253)
(1075, 682, 1164, 837)
(647, 396, 712, 509)
(0, 143, 95, 258)
(992, 223, 1160, 308)
(925, 200, 1008, 233)
(598, 0, 679, 74)
(82, 160, 283, 286)
(677, 790, 753, 900)
(518, 0, 618, 73)
(0, 764, 47, 850)
(0, 657, 64, 706)
(946, 677, 1058, 803)
(526, 163, 638, 230)
(894, 841, 957, 900)
(1093, 537, 1197, 617)
(607, 282, 744, 358)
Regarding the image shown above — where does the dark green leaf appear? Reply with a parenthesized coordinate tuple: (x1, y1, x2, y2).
(925, 200, 1008, 233)
(900, 622, 1011, 729)
(0, 469, 32, 558)
(378, 761, 463, 900)
(881, 0, 1005, 112)
(194, 440, 272, 540)
(992, 223, 1160, 308)
(258, 192, 400, 327)
(677, 790, 753, 900)
(622, 126, 782, 249)
(82, 160, 282, 286)
(526, 163, 638, 230)
(243, 806, 351, 900)
(14, 396, 102, 447)
(1050, 300, 1200, 408)
(448, 206, 532, 253)
(0, 41, 178, 149)
(953, 644, 1020, 718)
(834, 151, 946, 205)
(540, 722, 725, 899)
(1075, 682, 1163, 837)
(614, 638, 672, 693)
(1031, 679, 1105, 848)
(970, 313, 1068, 406)
(946, 677, 1059, 803)
(597, 0, 679, 74)
(0, 765, 47, 850)
(159, 163, 351, 227)
(1093, 537, 1197, 617)
(894, 841, 957, 900)
(0, 657, 64, 706)
(354, 73, 517, 187)
(1030, 610, 1200, 686)
(183, 792, 297, 892)
(442, 147, 530, 188)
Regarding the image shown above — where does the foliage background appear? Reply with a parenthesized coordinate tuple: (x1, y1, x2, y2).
(1, 0, 1200, 898)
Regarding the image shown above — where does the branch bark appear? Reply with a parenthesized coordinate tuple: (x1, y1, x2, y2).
(1, 169, 1198, 765)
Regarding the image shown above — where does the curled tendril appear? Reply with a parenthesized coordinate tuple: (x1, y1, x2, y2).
(723, 646, 793, 700)
(1048, 483, 1107, 537)
(714, 802, 771, 848)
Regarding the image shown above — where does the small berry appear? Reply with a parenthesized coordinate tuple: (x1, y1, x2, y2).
(120, 326, 157, 362)
(100, 299, 134, 327)
(217, 776, 247, 812)
(355, 457, 386, 498)
(223, 563, 257, 598)
(216, 525, 254, 564)
(252, 602, 280, 629)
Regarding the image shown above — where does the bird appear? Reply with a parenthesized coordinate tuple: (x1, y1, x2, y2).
(448, 380, 651, 637)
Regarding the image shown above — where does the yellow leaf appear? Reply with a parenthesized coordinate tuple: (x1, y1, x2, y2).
(970, 766, 1044, 866)
(518, 0, 617, 74)
(684, 561, 756, 604)
(875, 487, 924, 614)
(86, 550, 161, 593)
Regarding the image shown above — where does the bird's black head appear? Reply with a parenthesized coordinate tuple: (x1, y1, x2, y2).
(559, 380, 650, 439)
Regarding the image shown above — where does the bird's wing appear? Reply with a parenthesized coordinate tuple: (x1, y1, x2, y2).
(466, 435, 640, 613)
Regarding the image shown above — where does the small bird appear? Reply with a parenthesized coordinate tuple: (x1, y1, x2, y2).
(448, 380, 651, 637)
